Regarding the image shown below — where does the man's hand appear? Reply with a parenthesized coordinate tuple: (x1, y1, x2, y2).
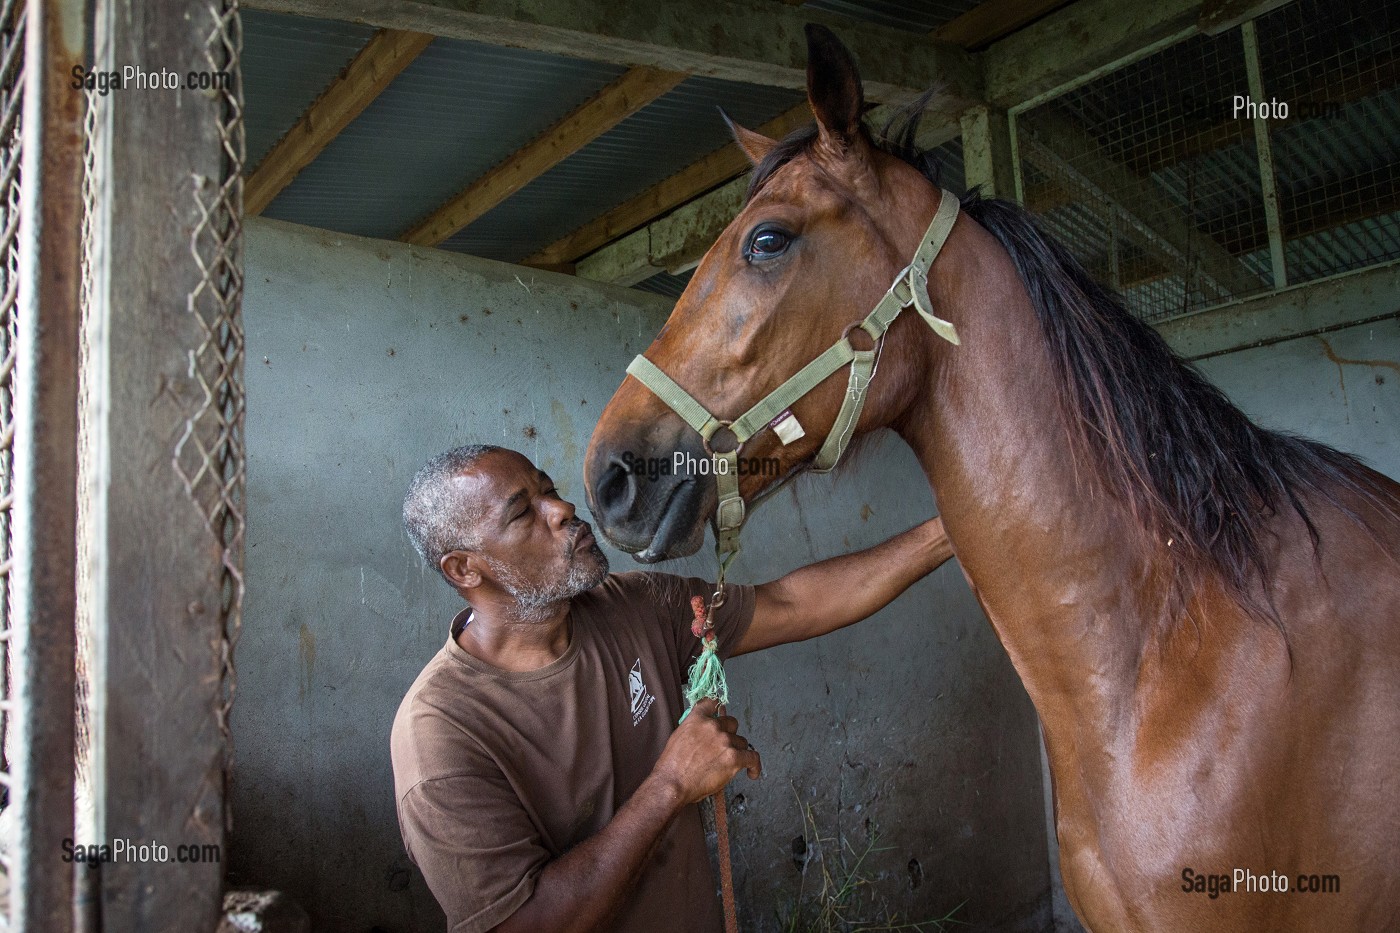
(493, 697, 760, 933)
(652, 697, 761, 804)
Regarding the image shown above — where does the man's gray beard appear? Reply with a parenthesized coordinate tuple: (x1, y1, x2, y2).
(483, 544, 609, 623)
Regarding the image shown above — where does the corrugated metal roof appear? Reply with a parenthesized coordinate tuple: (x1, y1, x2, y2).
(930, 138, 966, 194)
(437, 77, 805, 262)
(255, 33, 628, 238)
(1286, 214, 1400, 282)
(636, 270, 695, 300)
(242, 10, 375, 168)
(1269, 90, 1400, 199)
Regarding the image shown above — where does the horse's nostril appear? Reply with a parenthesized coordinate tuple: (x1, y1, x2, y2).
(596, 459, 636, 518)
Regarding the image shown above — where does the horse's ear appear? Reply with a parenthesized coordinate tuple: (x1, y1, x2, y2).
(720, 109, 776, 166)
(805, 23, 865, 153)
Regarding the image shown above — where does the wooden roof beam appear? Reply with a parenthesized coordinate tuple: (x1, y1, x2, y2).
(985, 0, 1201, 109)
(934, 0, 1075, 50)
(399, 66, 686, 248)
(243, 0, 981, 110)
(245, 28, 434, 216)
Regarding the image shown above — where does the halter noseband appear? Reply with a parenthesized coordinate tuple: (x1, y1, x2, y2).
(625, 190, 962, 578)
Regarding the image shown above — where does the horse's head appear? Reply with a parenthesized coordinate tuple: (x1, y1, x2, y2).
(586, 25, 947, 561)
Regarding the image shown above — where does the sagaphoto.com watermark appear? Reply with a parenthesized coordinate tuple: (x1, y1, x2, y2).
(63, 837, 221, 869)
(71, 64, 232, 96)
(621, 450, 782, 481)
(1180, 866, 1341, 899)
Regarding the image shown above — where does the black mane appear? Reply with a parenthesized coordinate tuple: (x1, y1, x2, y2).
(745, 101, 1391, 623)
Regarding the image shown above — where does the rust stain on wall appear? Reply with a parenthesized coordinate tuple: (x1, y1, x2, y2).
(1316, 335, 1400, 417)
(299, 623, 317, 702)
(1315, 336, 1400, 377)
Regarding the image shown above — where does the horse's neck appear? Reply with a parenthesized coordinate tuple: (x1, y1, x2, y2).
(894, 220, 1160, 747)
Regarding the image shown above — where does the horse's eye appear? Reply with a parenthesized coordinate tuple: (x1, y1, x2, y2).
(745, 226, 792, 262)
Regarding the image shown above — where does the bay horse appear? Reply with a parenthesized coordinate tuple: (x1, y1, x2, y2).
(584, 24, 1400, 932)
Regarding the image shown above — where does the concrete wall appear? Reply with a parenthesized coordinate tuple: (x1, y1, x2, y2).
(1190, 320, 1399, 473)
(232, 218, 1050, 932)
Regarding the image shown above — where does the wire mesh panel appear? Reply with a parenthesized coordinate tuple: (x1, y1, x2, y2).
(1255, 0, 1400, 285)
(0, 0, 23, 919)
(1017, 28, 1272, 324)
(172, 0, 246, 828)
(1015, 0, 1400, 324)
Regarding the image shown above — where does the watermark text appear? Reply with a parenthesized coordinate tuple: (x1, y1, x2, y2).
(62, 837, 221, 868)
(1180, 867, 1340, 898)
(620, 450, 781, 482)
(71, 64, 232, 96)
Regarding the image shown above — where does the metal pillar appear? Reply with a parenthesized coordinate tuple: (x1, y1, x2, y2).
(10, 0, 84, 928)
(1242, 20, 1287, 290)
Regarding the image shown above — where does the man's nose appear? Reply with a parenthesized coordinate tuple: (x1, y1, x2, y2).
(547, 495, 577, 526)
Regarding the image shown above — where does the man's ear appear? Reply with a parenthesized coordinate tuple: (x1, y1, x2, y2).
(440, 550, 481, 590)
(805, 23, 865, 155)
(721, 108, 777, 165)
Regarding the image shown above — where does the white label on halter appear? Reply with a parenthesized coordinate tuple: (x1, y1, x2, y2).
(769, 410, 806, 445)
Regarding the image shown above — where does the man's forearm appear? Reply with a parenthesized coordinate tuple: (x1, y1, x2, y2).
(739, 518, 954, 654)
(494, 772, 684, 933)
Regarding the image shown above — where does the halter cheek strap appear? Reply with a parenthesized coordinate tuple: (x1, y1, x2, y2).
(625, 190, 961, 575)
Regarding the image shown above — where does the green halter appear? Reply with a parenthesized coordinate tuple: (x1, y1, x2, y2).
(626, 190, 962, 581)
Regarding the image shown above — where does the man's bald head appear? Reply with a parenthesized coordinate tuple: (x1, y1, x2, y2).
(402, 444, 505, 579)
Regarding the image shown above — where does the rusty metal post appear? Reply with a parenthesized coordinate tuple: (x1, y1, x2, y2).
(11, 0, 85, 928)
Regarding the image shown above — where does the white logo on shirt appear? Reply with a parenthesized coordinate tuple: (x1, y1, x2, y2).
(628, 659, 655, 726)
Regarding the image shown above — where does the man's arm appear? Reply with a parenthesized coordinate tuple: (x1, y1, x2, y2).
(733, 516, 954, 656)
(492, 697, 760, 933)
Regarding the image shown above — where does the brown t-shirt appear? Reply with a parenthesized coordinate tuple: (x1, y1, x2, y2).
(390, 571, 755, 933)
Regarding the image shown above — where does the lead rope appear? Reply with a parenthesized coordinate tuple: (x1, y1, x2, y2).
(681, 572, 740, 933)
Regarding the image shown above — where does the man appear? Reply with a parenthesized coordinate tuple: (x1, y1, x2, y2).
(392, 444, 954, 932)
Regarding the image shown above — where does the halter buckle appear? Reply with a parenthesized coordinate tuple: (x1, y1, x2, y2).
(886, 262, 916, 307)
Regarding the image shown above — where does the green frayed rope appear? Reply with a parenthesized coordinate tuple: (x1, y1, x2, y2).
(679, 592, 729, 723)
(679, 635, 729, 724)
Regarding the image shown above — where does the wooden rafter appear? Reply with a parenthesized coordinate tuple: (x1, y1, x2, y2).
(934, 0, 1074, 49)
(245, 29, 434, 216)
(399, 67, 686, 248)
(524, 103, 812, 268)
(576, 176, 749, 286)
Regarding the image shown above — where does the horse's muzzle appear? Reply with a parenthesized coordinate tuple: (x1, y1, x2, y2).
(584, 443, 710, 562)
